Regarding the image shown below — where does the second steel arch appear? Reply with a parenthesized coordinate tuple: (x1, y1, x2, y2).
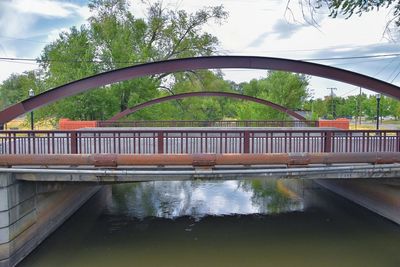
(108, 91, 307, 121)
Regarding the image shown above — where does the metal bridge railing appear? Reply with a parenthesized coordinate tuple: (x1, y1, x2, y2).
(96, 120, 319, 128)
(0, 129, 399, 155)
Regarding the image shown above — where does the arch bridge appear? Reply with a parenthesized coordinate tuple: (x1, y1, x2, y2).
(0, 56, 400, 169)
(1, 55, 400, 125)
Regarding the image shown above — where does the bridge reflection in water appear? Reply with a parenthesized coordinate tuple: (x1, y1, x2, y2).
(19, 179, 400, 267)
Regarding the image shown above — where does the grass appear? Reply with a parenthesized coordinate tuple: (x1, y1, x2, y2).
(4, 118, 56, 130)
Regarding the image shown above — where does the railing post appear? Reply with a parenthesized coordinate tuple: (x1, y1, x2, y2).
(324, 131, 332, 153)
(70, 131, 78, 154)
(32, 132, 36, 154)
(244, 131, 250, 153)
(11, 133, 15, 154)
(158, 131, 164, 154)
(397, 132, 400, 152)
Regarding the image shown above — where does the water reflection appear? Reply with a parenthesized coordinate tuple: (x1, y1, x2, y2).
(20, 179, 400, 267)
(106, 179, 302, 220)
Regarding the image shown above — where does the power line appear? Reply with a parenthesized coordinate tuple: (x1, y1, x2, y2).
(0, 57, 146, 65)
(0, 59, 37, 65)
(331, 58, 393, 67)
(0, 33, 395, 53)
(374, 56, 397, 76)
(386, 58, 400, 81)
(303, 53, 400, 62)
(0, 52, 400, 64)
(0, 35, 50, 44)
(220, 42, 399, 54)
(339, 87, 358, 97)
(391, 68, 400, 83)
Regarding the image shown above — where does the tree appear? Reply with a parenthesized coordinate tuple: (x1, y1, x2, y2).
(311, 97, 330, 119)
(171, 71, 236, 120)
(125, 70, 236, 121)
(0, 70, 44, 110)
(37, 0, 228, 120)
(237, 71, 309, 120)
(38, 26, 114, 121)
(386, 97, 400, 119)
(319, 1, 400, 23)
(293, 0, 400, 34)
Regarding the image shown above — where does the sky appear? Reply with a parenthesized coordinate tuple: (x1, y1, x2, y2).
(0, 0, 400, 99)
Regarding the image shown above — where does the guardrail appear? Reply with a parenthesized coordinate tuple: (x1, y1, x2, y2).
(0, 129, 399, 155)
(97, 120, 319, 128)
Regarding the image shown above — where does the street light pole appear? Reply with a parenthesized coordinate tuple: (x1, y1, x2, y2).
(29, 88, 35, 130)
(376, 93, 381, 130)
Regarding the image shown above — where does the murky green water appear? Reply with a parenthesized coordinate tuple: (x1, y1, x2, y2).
(20, 179, 400, 267)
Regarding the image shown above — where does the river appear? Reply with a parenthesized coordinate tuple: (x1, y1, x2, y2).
(20, 179, 400, 267)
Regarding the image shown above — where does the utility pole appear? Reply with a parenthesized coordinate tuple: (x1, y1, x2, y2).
(376, 94, 381, 130)
(327, 87, 337, 119)
(358, 87, 362, 125)
(355, 87, 362, 129)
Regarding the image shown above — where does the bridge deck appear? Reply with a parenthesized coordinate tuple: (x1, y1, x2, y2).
(3, 163, 400, 182)
(1, 128, 400, 180)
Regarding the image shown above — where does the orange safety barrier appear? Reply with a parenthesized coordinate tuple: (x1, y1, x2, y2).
(318, 118, 350, 130)
(59, 118, 98, 130)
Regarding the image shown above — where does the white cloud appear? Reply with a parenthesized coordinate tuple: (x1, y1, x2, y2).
(46, 27, 70, 43)
(7, 0, 86, 18)
(75, 5, 91, 20)
(0, 6, 36, 36)
(0, 0, 89, 83)
(0, 0, 89, 37)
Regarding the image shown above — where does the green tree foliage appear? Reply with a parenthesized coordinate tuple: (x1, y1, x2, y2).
(319, 0, 400, 24)
(304, 98, 327, 119)
(386, 97, 400, 119)
(125, 70, 236, 120)
(294, 0, 400, 32)
(303, 93, 400, 121)
(0, 70, 44, 110)
(236, 71, 309, 120)
(37, 26, 112, 120)
(361, 94, 398, 119)
(33, 0, 228, 120)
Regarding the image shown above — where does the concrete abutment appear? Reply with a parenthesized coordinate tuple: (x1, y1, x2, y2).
(315, 179, 400, 225)
(0, 173, 100, 267)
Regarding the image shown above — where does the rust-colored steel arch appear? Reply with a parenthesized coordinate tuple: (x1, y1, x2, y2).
(108, 91, 307, 121)
(2, 55, 400, 125)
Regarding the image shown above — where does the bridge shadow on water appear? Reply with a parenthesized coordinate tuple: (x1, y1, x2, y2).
(19, 179, 400, 267)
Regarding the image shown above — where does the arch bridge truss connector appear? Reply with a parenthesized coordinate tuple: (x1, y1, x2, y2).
(108, 91, 307, 121)
(1, 56, 400, 125)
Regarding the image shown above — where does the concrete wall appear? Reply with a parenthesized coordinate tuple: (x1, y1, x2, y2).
(280, 178, 400, 225)
(316, 179, 400, 225)
(0, 173, 99, 267)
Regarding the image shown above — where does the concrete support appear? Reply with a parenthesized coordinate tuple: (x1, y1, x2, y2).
(316, 179, 400, 225)
(0, 173, 99, 267)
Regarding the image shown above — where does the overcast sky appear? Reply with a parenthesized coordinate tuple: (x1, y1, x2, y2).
(1, 0, 399, 98)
